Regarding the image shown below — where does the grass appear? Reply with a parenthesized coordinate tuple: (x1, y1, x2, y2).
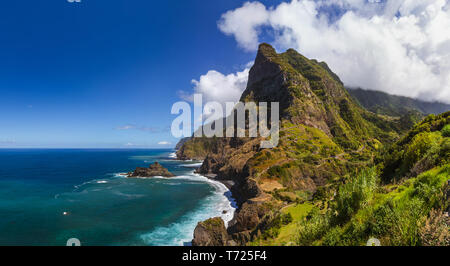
(320, 164, 450, 246)
(276, 203, 314, 245)
(249, 202, 313, 246)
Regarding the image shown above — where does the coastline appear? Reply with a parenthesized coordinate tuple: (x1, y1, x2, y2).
(137, 152, 238, 246)
(138, 169, 237, 246)
(169, 151, 238, 227)
(110, 151, 238, 245)
(181, 171, 237, 227)
(202, 173, 235, 190)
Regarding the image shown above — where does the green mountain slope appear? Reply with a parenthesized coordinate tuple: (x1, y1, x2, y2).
(177, 44, 449, 246)
(347, 87, 450, 117)
(250, 112, 449, 246)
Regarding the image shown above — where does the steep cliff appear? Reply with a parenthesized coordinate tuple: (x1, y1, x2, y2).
(179, 43, 412, 245)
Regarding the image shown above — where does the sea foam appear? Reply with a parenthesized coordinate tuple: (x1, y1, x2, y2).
(140, 171, 237, 246)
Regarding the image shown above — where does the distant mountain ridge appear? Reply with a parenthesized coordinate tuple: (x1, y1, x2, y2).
(347, 87, 450, 116)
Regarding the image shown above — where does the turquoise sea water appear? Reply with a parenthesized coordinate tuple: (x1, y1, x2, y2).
(0, 149, 235, 246)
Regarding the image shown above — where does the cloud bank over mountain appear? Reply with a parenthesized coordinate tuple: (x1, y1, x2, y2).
(181, 64, 252, 117)
(191, 67, 250, 105)
(216, 0, 450, 104)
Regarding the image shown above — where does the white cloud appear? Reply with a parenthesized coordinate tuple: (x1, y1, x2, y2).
(157, 141, 171, 145)
(218, 2, 270, 51)
(182, 64, 253, 120)
(191, 66, 251, 105)
(218, 0, 450, 103)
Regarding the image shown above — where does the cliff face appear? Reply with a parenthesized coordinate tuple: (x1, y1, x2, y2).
(179, 43, 409, 246)
(175, 137, 190, 151)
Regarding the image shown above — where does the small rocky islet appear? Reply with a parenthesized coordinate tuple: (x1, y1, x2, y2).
(127, 162, 175, 178)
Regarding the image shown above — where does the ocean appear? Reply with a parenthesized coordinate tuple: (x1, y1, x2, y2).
(0, 149, 236, 246)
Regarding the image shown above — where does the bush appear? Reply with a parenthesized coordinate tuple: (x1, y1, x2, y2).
(442, 124, 450, 137)
(368, 197, 425, 245)
(368, 165, 449, 245)
(267, 165, 287, 178)
(322, 227, 344, 246)
(440, 139, 450, 164)
(400, 132, 443, 176)
(412, 164, 450, 208)
(282, 213, 293, 225)
(419, 209, 450, 246)
(262, 212, 293, 240)
(297, 209, 331, 245)
(334, 168, 378, 224)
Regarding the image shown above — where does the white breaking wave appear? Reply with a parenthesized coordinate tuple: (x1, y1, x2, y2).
(140, 171, 237, 246)
(113, 173, 128, 178)
(170, 172, 237, 225)
(60, 164, 236, 246)
(181, 162, 203, 168)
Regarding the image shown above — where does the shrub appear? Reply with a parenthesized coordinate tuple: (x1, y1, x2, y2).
(368, 197, 425, 245)
(390, 198, 426, 246)
(439, 139, 450, 164)
(369, 166, 449, 245)
(297, 209, 331, 245)
(334, 168, 378, 224)
(412, 164, 450, 208)
(402, 132, 442, 174)
(282, 213, 293, 225)
(442, 124, 450, 137)
(419, 209, 450, 246)
(322, 227, 343, 246)
(261, 212, 293, 240)
(267, 165, 286, 178)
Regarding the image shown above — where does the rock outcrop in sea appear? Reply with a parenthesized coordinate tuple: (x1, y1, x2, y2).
(192, 217, 232, 246)
(128, 162, 175, 178)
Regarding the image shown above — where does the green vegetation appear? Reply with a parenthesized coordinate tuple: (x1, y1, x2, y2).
(294, 165, 449, 246)
(419, 209, 450, 246)
(333, 168, 378, 224)
(442, 124, 450, 137)
(202, 217, 224, 227)
(347, 87, 450, 117)
(249, 203, 313, 246)
(251, 112, 449, 246)
(177, 44, 449, 247)
(382, 112, 450, 181)
(176, 136, 221, 160)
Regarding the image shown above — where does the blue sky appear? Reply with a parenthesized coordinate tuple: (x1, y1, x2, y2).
(0, 0, 281, 148)
(2, 0, 449, 148)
